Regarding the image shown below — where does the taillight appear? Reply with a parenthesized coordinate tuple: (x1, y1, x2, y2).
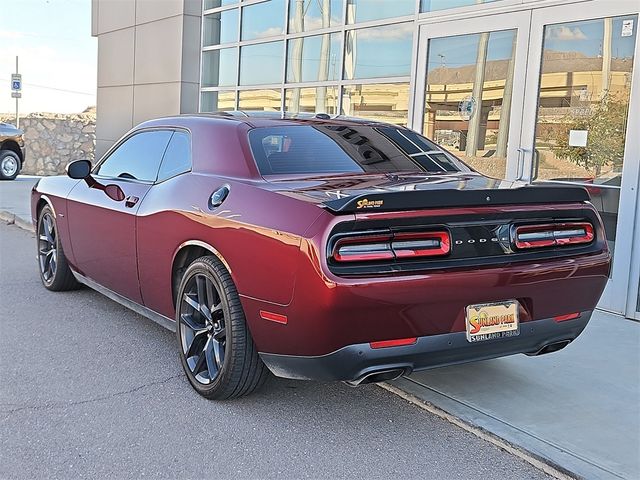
(514, 222, 594, 249)
(332, 230, 450, 263)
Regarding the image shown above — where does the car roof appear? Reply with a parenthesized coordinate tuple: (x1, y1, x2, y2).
(137, 111, 406, 130)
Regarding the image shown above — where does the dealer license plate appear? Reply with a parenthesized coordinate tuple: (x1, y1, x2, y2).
(465, 301, 520, 343)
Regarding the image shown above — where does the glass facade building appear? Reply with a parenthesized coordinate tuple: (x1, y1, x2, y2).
(198, 0, 640, 318)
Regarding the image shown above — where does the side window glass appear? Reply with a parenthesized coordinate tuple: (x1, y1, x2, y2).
(96, 130, 172, 182)
(157, 131, 192, 182)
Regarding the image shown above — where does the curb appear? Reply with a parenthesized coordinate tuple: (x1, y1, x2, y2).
(0, 210, 35, 233)
(378, 383, 575, 480)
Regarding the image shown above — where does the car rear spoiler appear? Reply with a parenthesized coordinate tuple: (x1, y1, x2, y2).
(322, 184, 591, 213)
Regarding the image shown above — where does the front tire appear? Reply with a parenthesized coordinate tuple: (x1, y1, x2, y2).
(37, 205, 79, 291)
(0, 150, 20, 180)
(176, 256, 268, 400)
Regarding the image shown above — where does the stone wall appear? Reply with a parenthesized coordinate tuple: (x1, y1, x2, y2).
(0, 113, 96, 176)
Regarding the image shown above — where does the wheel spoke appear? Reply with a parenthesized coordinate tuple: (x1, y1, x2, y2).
(205, 339, 218, 378)
(185, 327, 207, 359)
(193, 339, 209, 375)
(183, 293, 200, 312)
(181, 313, 206, 333)
(205, 280, 216, 310)
(212, 338, 225, 368)
(211, 302, 224, 319)
(196, 275, 206, 304)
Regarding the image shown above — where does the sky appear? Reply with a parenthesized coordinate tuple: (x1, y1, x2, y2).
(0, 0, 97, 114)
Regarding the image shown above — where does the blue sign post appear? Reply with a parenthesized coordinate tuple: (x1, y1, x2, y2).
(11, 57, 21, 128)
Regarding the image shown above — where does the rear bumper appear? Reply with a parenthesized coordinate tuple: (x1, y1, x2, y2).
(259, 313, 591, 382)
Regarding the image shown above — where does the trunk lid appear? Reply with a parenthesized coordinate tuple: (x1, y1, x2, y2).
(263, 172, 590, 213)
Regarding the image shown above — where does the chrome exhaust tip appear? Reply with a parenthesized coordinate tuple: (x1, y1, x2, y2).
(344, 368, 407, 387)
(534, 340, 572, 356)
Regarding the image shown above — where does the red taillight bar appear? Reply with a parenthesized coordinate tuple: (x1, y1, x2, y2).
(514, 222, 594, 249)
(554, 312, 581, 322)
(332, 231, 450, 263)
(370, 337, 417, 349)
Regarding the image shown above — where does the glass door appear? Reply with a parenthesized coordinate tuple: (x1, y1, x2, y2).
(520, 1, 640, 315)
(412, 11, 531, 180)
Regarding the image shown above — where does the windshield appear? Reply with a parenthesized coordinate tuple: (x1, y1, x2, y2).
(247, 125, 470, 176)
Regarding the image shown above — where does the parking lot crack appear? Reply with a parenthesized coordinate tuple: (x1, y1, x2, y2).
(1, 374, 182, 415)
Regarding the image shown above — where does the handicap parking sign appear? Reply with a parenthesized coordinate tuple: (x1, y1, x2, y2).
(11, 74, 22, 91)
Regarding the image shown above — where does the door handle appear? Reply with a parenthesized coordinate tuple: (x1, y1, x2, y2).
(125, 195, 139, 208)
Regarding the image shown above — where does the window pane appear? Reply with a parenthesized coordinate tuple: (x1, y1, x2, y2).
(201, 91, 237, 112)
(97, 131, 172, 182)
(238, 89, 282, 111)
(424, 29, 517, 179)
(533, 15, 637, 256)
(240, 41, 284, 85)
(346, 0, 415, 24)
(202, 48, 238, 87)
(287, 33, 341, 83)
(241, 0, 285, 41)
(158, 132, 191, 182)
(341, 83, 410, 126)
(421, 0, 501, 12)
(203, 9, 239, 46)
(285, 86, 339, 114)
(288, 0, 343, 33)
(204, 0, 237, 9)
(344, 23, 413, 79)
(248, 125, 466, 175)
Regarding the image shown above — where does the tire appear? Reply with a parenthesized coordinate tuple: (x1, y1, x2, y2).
(37, 205, 79, 291)
(0, 150, 20, 180)
(176, 255, 268, 400)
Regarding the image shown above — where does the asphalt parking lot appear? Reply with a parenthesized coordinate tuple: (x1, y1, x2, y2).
(0, 222, 548, 479)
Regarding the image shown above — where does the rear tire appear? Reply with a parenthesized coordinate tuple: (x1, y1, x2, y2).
(176, 255, 268, 400)
(37, 205, 79, 291)
(0, 150, 20, 180)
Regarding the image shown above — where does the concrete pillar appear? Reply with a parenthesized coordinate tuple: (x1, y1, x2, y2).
(315, 0, 332, 113)
(289, 0, 305, 112)
(496, 32, 516, 158)
(466, 32, 489, 158)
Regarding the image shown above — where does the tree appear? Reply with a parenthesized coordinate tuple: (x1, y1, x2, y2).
(550, 93, 629, 177)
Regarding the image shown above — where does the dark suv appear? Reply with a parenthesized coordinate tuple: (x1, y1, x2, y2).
(0, 122, 26, 180)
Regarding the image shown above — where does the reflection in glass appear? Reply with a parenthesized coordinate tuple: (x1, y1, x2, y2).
(201, 91, 236, 112)
(239, 41, 284, 85)
(241, 0, 286, 41)
(287, 33, 341, 83)
(238, 89, 282, 111)
(341, 83, 410, 126)
(424, 29, 517, 179)
(288, 0, 343, 33)
(533, 15, 637, 255)
(344, 23, 413, 79)
(202, 48, 238, 87)
(285, 86, 339, 114)
(421, 0, 501, 13)
(346, 0, 415, 24)
(203, 9, 239, 46)
(204, 0, 237, 10)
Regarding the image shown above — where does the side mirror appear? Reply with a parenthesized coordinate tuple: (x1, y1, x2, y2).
(66, 159, 92, 179)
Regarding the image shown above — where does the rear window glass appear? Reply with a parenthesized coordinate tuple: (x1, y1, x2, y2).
(248, 125, 468, 176)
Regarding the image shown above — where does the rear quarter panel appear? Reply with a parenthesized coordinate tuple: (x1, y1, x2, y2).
(136, 173, 324, 319)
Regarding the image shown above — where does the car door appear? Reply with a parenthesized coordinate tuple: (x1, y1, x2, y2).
(66, 129, 172, 303)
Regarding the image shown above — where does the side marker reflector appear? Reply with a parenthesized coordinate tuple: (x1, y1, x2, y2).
(554, 312, 581, 322)
(370, 337, 417, 349)
(260, 310, 288, 325)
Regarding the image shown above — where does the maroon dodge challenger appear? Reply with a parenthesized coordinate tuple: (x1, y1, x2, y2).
(31, 113, 610, 399)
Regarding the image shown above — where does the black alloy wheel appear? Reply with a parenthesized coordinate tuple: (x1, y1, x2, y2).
(176, 256, 268, 399)
(179, 273, 227, 385)
(36, 205, 78, 291)
(38, 211, 58, 284)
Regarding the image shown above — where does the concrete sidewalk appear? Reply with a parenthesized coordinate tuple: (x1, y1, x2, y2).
(0, 175, 39, 226)
(393, 311, 640, 480)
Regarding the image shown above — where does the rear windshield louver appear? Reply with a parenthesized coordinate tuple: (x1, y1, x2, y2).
(513, 222, 594, 249)
(332, 231, 450, 263)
